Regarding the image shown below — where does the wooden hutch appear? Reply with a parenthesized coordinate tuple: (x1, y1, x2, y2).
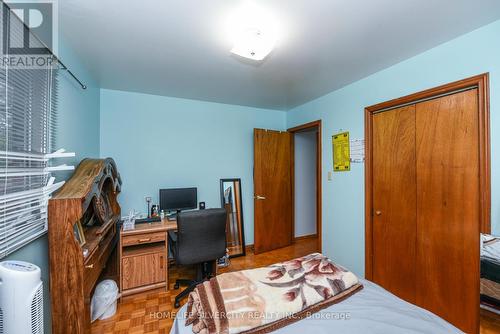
(48, 158, 122, 334)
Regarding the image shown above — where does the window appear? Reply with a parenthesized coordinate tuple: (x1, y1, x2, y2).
(0, 3, 72, 258)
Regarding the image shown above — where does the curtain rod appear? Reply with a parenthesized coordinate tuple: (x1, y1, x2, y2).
(56, 59, 87, 90)
(4, 2, 87, 90)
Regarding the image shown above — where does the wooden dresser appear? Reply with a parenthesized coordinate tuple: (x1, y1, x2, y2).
(120, 219, 177, 297)
(48, 158, 122, 334)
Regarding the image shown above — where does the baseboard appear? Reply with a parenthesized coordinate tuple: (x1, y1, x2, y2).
(293, 234, 318, 242)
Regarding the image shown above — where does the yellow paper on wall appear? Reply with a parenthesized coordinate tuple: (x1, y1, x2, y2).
(333, 132, 350, 172)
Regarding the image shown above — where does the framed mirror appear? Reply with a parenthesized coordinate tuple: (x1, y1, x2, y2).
(220, 178, 246, 257)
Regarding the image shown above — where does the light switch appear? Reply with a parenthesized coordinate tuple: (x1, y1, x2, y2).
(328, 171, 333, 181)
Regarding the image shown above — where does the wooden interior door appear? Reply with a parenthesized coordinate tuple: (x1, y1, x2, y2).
(415, 89, 480, 333)
(371, 105, 417, 303)
(254, 129, 292, 254)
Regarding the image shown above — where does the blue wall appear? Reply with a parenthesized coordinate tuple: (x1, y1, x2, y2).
(100, 89, 286, 244)
(287, 19, 500, 277)
(3, 36, 101, 333)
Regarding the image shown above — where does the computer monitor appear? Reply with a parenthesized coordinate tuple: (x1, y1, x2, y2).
(159, 187, 197, 213)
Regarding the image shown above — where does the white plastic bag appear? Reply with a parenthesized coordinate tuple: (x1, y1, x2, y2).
(91, 279, 119, 322)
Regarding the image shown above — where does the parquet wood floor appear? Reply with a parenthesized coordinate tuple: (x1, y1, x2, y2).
(481, 308, 500, 334)
(91, 237, 499, 334)
(91, 238, 319, 334)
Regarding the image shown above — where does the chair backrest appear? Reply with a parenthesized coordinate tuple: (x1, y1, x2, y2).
(175, 208, 227, 265)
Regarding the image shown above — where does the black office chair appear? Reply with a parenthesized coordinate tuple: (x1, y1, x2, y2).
(169, 208, 227, 308)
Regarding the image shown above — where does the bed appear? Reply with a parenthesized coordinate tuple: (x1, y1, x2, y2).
(170, 278, 462, 334)
(481, 234, 500, 314)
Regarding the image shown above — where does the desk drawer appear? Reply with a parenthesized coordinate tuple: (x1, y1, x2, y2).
(122, 232, 165, 246)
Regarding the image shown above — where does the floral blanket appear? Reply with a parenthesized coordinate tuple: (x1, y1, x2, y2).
(185, 253, 363, 334)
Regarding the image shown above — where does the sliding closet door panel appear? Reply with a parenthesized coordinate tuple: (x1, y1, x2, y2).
(372, 105, 416, 303)
(416, 89, 480, 334)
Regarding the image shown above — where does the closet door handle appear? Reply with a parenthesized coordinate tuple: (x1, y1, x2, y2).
(254, 195, 266, 200)
(375, 210, 382, 216)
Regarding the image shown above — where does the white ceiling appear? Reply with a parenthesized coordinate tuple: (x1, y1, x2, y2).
(59, 0, 500, 110)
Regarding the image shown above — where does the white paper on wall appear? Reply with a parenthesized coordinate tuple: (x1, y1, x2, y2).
(350, 138, 365, 163)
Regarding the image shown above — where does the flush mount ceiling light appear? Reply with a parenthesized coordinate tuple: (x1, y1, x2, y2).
(226, 2, 280, 61)
(231, 27, 275, 61)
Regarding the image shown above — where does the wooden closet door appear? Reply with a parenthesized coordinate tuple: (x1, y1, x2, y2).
(415, 89, 480, 334)
(372, 105, 417, 303)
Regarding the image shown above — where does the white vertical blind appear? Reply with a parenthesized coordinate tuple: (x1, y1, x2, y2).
(0, 3, 74, 258)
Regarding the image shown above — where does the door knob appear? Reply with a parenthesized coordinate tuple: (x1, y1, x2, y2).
(375, 210, 382, 216)
(254, 195, 266, 200)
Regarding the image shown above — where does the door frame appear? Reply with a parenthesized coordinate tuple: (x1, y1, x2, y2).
(288, 120, 322, 252)
(364, 73, 490, 279)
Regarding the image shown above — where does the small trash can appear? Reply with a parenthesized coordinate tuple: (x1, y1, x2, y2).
(91, 279, 119, 322)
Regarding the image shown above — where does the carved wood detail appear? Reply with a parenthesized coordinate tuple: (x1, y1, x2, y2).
(49, 158, 122, 334)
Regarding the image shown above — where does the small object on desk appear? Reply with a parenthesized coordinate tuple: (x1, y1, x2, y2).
(135, 216, 161, 224)
(160, 210, 165, 220)
(167, 214, 176, 221)
(151, 204, 159, 218)
(199, 202, 205, 210)
(145, 196, 152, 218)
(122, 210, 137, 231)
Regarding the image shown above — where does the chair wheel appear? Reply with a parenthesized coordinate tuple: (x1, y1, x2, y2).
(174, 301, 180, 308)
(174, 283, 180, 289)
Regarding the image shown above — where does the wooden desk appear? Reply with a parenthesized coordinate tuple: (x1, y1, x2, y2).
(119, 219, 177, 297)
